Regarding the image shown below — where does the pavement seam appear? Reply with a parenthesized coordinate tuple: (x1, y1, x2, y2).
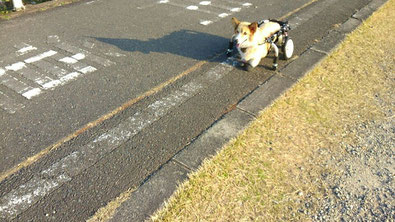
(171, 159, 193, 172)
(310, 47, 330, 55)
(236, 106, 258, 119)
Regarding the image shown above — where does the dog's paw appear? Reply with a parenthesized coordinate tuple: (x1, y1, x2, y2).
(272, 63, 278, 71)
(245, 63, 253, 72)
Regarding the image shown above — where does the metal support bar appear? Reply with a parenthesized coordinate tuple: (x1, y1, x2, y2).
(12, 0, 25, 11)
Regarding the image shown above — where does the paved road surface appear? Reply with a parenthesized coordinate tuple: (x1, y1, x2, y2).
(0, 0, 373, 220)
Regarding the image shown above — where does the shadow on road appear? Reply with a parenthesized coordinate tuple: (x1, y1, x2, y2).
(93, 30, 228, 61)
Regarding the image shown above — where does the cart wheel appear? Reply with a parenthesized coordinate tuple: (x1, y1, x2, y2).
(282, 38, 294, 60)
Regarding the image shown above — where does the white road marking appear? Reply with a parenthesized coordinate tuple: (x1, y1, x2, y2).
(200, 1, 211, 5)
(0, 72, 41, 99)
(230, 7, 241, 12)
(186, 5, 199, 10)
(59, 72, 81, 83)
(59, 57, 78, 64)
(47, 35, 60, 44)
(5, 62, 26, 71)
(157, 0, 252, 25)
(289, 0, 337, 29)
(78, 66, 97, 74)
(16, 45, 37, 56)
(42, 80, 62, 90)
(218, 13, 229, 18)
(16, 67, 54, 87)
(21, 88, 42, 100)
(71, 53, 86, 60)
(55, 42, 114, 67)
(0, 174, 71, 219)
(0, 68, 5, 76)
(104, 52, 126, 57)
(0, 40, 112, 114)
(33, 60, 68, 78)
(24, 50, 57, 64)
(200, 20, 213, 25)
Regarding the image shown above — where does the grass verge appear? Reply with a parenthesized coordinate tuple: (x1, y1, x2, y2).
(151, 1, 394, 221)
(0, 0, 80, 20)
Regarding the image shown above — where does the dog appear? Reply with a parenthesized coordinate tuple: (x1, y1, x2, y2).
(230, 17, 282, 71)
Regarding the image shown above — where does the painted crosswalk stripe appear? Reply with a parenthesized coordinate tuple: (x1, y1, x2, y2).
(199, 1, 211, 6)
(0, 71, 41, 99)
(200, 20, 213, 25)
(32, 60, 68, 78)
(21, 88, 42, 99)
(0, 90, 24, 114)
(165, 1, 213, 14)
(24, 50, 57, 64)
(14, 66, 55, 88)
(5, 62, 26, 72)
(55, 42, 114, 67)
(57, 54, 97, 75)
(14, 43, 38, 56)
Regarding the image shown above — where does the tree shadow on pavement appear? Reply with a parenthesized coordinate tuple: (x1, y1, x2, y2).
(93, 30, 229, 61)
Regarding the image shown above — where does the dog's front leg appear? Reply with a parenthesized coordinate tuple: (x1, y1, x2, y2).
(243, 57, 261, 71)
(227, 36, 235, 57)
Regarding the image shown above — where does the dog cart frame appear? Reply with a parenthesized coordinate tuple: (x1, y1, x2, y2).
(227, 19, 294, 70)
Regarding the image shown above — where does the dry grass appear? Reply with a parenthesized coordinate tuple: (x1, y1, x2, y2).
(87, 187, 136, 222)
(151, 1, 395, 221)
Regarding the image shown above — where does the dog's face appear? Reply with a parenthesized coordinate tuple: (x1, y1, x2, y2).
(232, 17, 258, 48)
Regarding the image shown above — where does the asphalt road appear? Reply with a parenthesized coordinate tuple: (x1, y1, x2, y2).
(0, 0, 373, 221)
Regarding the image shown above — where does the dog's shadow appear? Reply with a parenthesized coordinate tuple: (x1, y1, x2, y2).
(93, 30, 228, 61)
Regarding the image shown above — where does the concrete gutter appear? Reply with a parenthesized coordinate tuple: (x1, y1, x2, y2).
(107, 0, 388, 221)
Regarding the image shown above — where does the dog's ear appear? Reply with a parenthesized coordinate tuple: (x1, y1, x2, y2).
(231, 17, 240, 29)
(249, 22, 258, 34)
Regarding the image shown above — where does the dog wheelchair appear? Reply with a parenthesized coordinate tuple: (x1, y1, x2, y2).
(227, 19, 294, 70)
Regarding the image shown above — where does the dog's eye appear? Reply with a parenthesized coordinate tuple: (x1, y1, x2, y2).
(243, 32, 247, 35)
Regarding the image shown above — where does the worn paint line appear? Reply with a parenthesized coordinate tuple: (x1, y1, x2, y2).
(0, 60, 207, 183)
(288, 0, 336, 29)
(278, 0, 319, 21)
(0, 61, 235, 220)
(0, 174, 71, 219)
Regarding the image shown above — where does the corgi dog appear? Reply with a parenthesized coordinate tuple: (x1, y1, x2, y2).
(231, 17, 282, 71)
